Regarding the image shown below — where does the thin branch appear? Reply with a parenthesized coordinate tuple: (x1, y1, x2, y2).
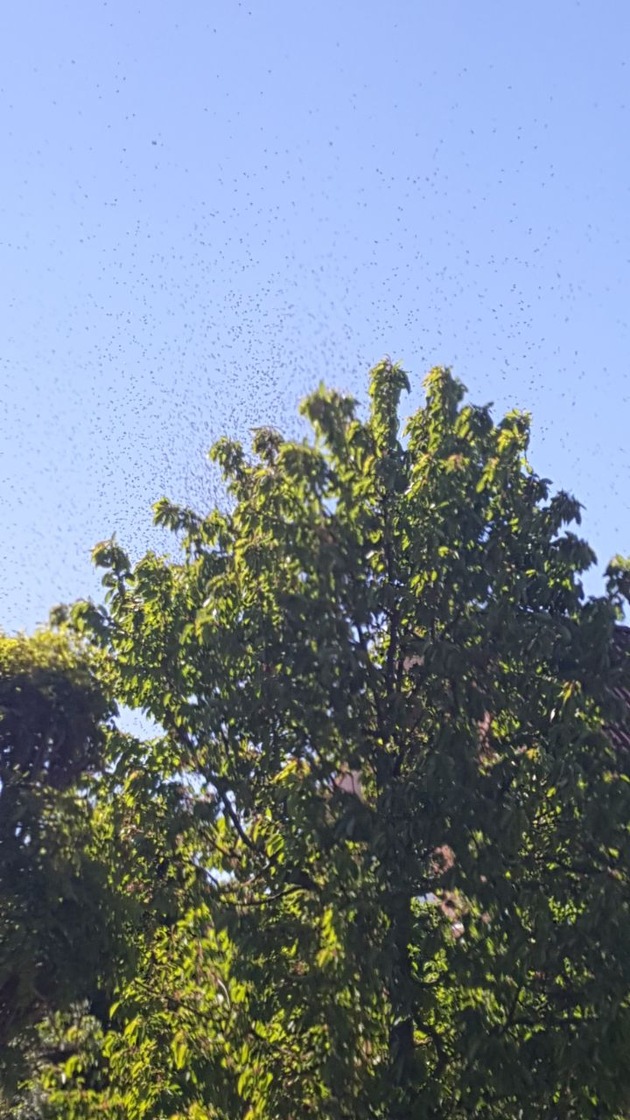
(217, 789, 261, 855)
(218, 884, 311, 908)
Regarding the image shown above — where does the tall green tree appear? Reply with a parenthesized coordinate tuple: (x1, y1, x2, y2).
(39, 363, 630, 1118)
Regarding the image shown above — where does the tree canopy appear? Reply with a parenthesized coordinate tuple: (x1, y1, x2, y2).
(5, 362, 630, 1119)
(0, 629, 122, 1094)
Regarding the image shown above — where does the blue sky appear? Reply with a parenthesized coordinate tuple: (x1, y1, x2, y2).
(2, 0, 629, 632)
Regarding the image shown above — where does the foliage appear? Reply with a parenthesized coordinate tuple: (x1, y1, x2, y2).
(0, 629, 132, 1105)
(11, 362, 630, 1117)
(0, 630, 109, 1038)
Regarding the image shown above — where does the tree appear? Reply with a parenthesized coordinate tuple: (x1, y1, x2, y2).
(36, 363, 630, 1117)
(0, 628, 131, 1103)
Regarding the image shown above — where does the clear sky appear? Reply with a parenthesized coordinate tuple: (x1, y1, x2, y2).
(2, 0, 630, 633)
